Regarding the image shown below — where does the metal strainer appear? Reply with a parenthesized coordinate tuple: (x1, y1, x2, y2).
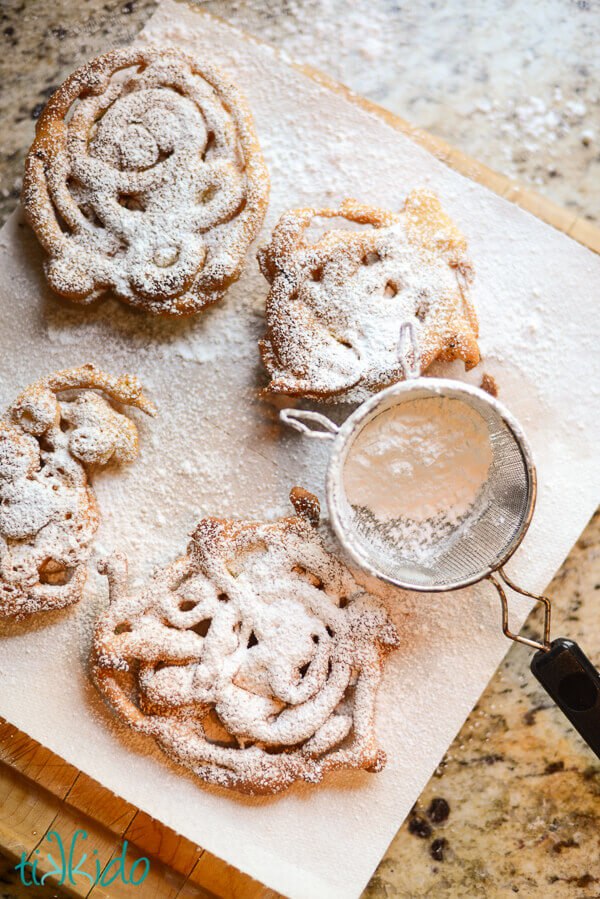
(281, 323, 600, 758)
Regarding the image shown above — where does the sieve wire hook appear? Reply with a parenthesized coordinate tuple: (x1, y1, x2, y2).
(397, 321, 422, 380)
(488, 568, 551, 653)
(483, 577, 600, 760)
(280, 319, 422, 440)
(279, 407, 339, 440)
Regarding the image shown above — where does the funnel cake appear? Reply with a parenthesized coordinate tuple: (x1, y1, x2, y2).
(91, 489, 399, 794)
(0, 365, 155, 618)
(258, 190, 479, 400)
(22, 47, 270, 315)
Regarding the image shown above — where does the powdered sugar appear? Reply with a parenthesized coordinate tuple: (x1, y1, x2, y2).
(343, 396, 493, 567)
(344, 397, 492, 523)
(203, 0, 597, 210)
(258, 193, 479, 401)
(92, 498, 399, 793)
(0, 4, 599, 898)
(0, 365, 154, 617)
(22, 46, 269, 315)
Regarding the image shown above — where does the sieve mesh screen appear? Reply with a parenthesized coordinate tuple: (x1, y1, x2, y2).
(336, 388, 532, 590)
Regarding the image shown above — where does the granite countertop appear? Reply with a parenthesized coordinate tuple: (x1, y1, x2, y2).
(0, 1, 599, 896)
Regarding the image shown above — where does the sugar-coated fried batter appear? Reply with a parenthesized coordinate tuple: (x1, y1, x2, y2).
(92, 489, 399, 794)
(22, 47, 269, 315)
(258, 190, 479, 400)
(0, 365, 155, 617)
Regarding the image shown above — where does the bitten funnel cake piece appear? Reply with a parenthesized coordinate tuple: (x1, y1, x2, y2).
(91, 489, 399, 795)
(258, 190, 479, 401)
(22, 47, 270, 316)
(0, 366, 155, 618)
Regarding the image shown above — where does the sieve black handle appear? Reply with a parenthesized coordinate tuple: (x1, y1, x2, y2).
(531, 638, 600, 759)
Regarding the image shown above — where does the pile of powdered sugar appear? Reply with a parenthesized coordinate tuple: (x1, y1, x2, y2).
(343, 396, 493, 564)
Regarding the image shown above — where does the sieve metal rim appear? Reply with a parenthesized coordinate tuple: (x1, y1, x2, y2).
(325, 377, 538, 592)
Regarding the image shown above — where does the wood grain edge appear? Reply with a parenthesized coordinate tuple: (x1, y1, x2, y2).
(0, 719, 279, 898)
(298, 63, 596, 247)
(182, 3, 598, 254)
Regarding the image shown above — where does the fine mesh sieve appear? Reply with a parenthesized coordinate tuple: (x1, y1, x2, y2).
(281, 323, 600, 759)
(327, 379, 535, 593)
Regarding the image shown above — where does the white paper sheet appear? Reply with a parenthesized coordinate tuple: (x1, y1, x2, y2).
(0, 3, 599, 897)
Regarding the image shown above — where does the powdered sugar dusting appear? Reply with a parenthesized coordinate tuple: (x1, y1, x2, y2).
(92, 497, 399, 794)
(345, 396, 492, 523)
(0, 365, 154, 617)
(0, 3, 599, 898)
(258, 193, 479, 401)
(344, 396, 493, 566)
(22, 46, 269, 315)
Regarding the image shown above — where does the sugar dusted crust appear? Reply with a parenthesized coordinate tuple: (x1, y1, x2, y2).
(0, 365, 155, 618)
(91, 489, 399, 795)
(22, 47, 270, 316)
(258, 190, 479, 400)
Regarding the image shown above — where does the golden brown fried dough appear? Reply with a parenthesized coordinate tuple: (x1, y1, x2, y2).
(258, 191, 479, 400)
(91, 489, 399, 794)
(0, 365, 155, 617)
(22, 47, 269, 315)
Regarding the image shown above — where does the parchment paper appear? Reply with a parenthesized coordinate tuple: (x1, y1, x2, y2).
(0, 3, 599, 897)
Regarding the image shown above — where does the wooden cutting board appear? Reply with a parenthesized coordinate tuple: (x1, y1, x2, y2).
(0, 9, 598, 898)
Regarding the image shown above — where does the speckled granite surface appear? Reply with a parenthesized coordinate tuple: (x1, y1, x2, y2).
(0, 2, 599, 897)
